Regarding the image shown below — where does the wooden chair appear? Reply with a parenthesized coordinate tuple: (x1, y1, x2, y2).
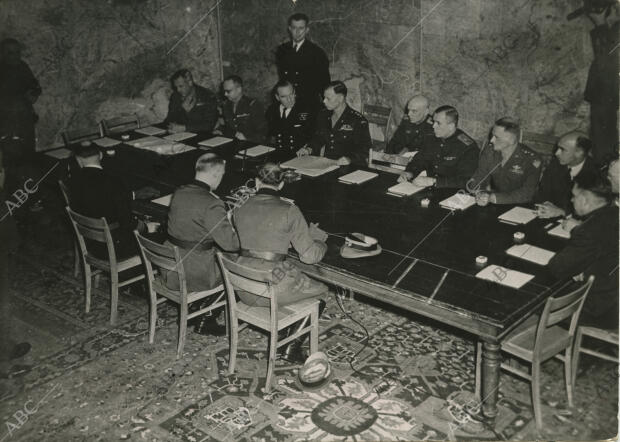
(368, 150, 413, 174)
(475, 276, 594, 431)
(66, 207, 145, 325)
(58, 180, 80, 277)
(101, 114, 140, 136)
(134, 232, 227, 359)
(362, 104, 392, 151)
(572, 326, 618, 387)
(216, 252, 319, 393)
(62, 126, 102, 148)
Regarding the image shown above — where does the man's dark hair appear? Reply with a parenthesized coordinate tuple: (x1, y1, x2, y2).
(326, 81, 347, 97)
(494, 117, 521, 140)
(575, 136, 592, 156)
(434, 105, 459, 126)
(171, 69, 192, 84)
(574, 170, 613, 203)
(74, 144, 101, 159)
(275, 79, 295, 93)
(224, 75, 243, 87)
(288, 13, 309, 26)
(195, 153, 225, 173)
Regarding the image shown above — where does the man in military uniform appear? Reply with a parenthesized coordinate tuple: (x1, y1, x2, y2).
(266, 80, 313, 158)
(535, 131, 598, 218)
(299, 81, 371, 166)
(468, 118, 542, 205)
(164, 69, 218, 133)
(386, 95, 434, 154)
(398, 105, 478, 189)
(220, 75, 266, 142)
(166, 153, 239, 335)
(275, 13, 330, 111)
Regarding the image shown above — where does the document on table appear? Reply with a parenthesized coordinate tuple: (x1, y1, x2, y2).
(235, 145, 275, 158)
(547, 223, 571, 239)
(44, 148, 72, 159)
(127, 136, 164, 148)
(151, 194, 172, 207)
(198, 136, 233, 147)
(93, 137, 121, 147)
(281, 156, 339, 177)
(475, 265, 535, 289)
(163, 132, 196, 142)
(386, 181, 426, 196)
(439, 193, 476, 210)
(498, 206, 538, 225)
(135, 126, 167, 136)
(506, 244, 556, 265)
(402, 151, 418, 158)
(338, 170, 378, 184)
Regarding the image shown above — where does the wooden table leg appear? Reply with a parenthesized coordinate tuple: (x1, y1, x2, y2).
(481, 340, 501, 421)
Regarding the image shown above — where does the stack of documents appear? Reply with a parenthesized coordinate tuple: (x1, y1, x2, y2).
(475, 264, 535, 289)
(93, 137, 121, 147)
(498, 207, 537, 225)
(338, 170, 378, 184)
(547, 223, 571, 239)
(199, 136, 233, 147)
(151, 194, 172, 207)
(163, 132, 196, 142)
(235, 145, 275, 158)
(506, 244, 556, 265)
(386, 181, 425, 196)
(135, 126, 167, 136)
(128, 136, 195, 155)
(439, 193, 476, 210)
(281, 156, 339, 177)
(44, 148, 73, 159)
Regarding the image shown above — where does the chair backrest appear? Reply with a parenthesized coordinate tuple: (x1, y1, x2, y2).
(58, 179, 71, 206)
(102, 114, 140, 136)
(368, 150, 412, 174)
(62, 126, 103, 148)
(362, 104, 392, 145)
(534, 276, 595, 355)
(65, 206, 117, 264)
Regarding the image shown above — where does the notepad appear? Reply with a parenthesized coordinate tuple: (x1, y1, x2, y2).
(151, 194, 172, 207)
(235, 145, 275, 158)
(439, 193, 476, 211)
(135, 126, 167, 136)
(44, 148, 72, 159)
(281, 156, 339, 177)
(199, 136, 233, 147)
(93, 137, 121, 147)
(498, 207, 537, 225)
(386, 181, 426, 196)
(506, 244, 556, 265)
(339, 170, 378, 184)
(163, 132, 196, 142)
(475, 265, 535, 289)
(547, 223, 571, 239)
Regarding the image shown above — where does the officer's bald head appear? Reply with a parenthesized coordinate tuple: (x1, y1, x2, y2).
(406, 95, 429, 124)
(556, 131, 590, 167)
(195, 153, 226, 189)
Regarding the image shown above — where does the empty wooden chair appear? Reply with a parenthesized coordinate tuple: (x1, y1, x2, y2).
(66, 207, 145, 325)
(58, 180, 80, 277)
(216, 252, 319, 392)
(362, 104, 392, 151)
(475, 276, 594, 431)
(61, 126, 103, 148)
(368, 150, 413, 174)
(572, 325, 618, 387)
(101, 114, 140, 136)
(134, 232, 227, 359)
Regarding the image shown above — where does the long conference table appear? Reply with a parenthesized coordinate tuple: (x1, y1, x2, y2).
(43, 126, 571, 422)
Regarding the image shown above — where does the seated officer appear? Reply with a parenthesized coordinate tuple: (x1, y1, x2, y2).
(266, 80, 313, 158)
(469, 118, 542, 205)
(164, 69, 218, 133)
(535, 131, 598, 218)
(386, 95, 433, 154)
(219, 75, 266, 142)
(398, 105, 478, 189)
(548, 172, 618, 329)
(299, 81, 371, 166)
(165, 153, 239, 336)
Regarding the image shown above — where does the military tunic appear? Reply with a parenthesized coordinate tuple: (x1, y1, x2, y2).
(469, 143, 542, 204)
(386, 115, 434, 154)
(405, 129, 479, 189)
(222, 95, 267, 142)
(266, 102, 314, 156)
(233, 188, 328, 307)
(309, 105, 372, 166)
(166, 180, 239, 292)
(164, 85, 218, 132)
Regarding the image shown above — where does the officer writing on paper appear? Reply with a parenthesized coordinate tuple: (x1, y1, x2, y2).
(297, 81, 371, 166)
(397, 105, 478, 188)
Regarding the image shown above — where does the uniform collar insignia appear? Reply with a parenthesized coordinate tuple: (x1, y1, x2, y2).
(340, 124, 353, 131)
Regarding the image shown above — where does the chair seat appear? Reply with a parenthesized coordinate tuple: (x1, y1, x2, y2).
(236, 298, 319, 329)
(86, 253, 142, 272)
(503, 321, 571, 362)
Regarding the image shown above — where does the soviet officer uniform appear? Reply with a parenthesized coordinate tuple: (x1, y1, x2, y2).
(266, 102, 314, 156)
(386, 115, 434, 154)
(222, 95, 267, 142)
(309, 105, 372, 166)
(166, 180, 239, 292)
(469, 143, 542, 204)
(405, 129, 479, 188)
(233, 188, 328, 307)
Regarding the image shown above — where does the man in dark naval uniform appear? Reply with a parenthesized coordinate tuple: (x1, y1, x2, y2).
(166, 153, 239, 336)
(275, 13, 330, 110)
(535, 131, 599, 218)
(548, 172, 618, 329)
(469, 117, 542, 205)
(300, 81, 371, 166)
(386, 95, 434, 154)
(220, 75, 266, 142)
(399, 105, 478, 189)
(164, 69, 218, 133)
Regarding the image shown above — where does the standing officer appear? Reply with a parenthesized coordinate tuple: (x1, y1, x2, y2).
(164, 69, 218, 133)
(299, 81, 371, 166)
(275, 13, 330, 111)
(386, 95, 434, 154)
(220, 75, 266, 142)
(398, 105, 478, 189)
(468, 117, 542, 205)
(266, 80, 313, 158)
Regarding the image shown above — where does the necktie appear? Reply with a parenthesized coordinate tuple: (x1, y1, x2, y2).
(281, 108, 287, 120)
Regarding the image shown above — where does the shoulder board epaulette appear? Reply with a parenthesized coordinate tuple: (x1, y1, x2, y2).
(457, 133, 474, 146)
(425, 115, 433, 124)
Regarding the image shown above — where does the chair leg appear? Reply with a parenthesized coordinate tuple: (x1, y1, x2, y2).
(265, 329, 277, 393)
(73, 242, 80, 277)
(224, 304, 230, 338)
(572, 328, 584, 389)
(475, 341, 482, 401)
(148, 293, 157, 344)
(110, 272, 119, 325)
(84, 264, 92, 313)
(310, 309, 319, 355)
(177, 303, 188, 359)
(564, 347, 574, 407)
(94, 273, 101, 289)
(531, 362, 543, 431)
(228, 317, 238, 375)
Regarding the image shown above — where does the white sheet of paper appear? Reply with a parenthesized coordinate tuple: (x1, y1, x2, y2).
(135, 126, 167, 136)
(199, 136, 233, 147)
(439, 193, 476, 211)
(93, 137, 121, 147)
(498, 206, 538, 225)
(151, 194, 172, 207)
(235, 145, 275, 158)
(163, 132, 196, 142)
(402, 151, 418, 158)
(386, 181, 426, 196)
(339, 170, 378, 184)
(547, 223, 571, 239)
(44, 148, 73, 159)
(506, 244, 556, 265)
(281, 155, 339, 177)
(475, 265, 535, 289)
(128, 136, 164, 147)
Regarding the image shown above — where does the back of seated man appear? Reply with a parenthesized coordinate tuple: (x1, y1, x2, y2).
(547, 172, 618, 329)
(399, 105, 478, 189)
(535, 131, 598, 218)
(164, 69, 218, 133)
(386, 95, 433, 155)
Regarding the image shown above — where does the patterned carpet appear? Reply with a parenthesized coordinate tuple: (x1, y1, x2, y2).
(0, 203, 617, 441)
